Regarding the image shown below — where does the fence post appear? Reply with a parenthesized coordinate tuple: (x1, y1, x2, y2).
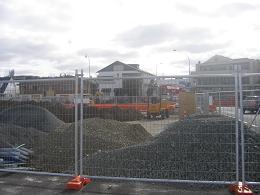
(74, 69, 79, 176)
(80, 69, 84, 176)
(218, 89, 221, 115)
(234, 67, 239, 183)
(238, 69, 245, 184)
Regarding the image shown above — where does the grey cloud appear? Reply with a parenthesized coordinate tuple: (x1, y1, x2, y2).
(176, 2, 259, 18)
(178, 28, 212, 41)
(0, 1, 9, 20)
(115, 24, 175, 47)
(177, 42, 228, 53)
(115, 24, 212, 48)
(77, 48, 139, 60)
(255, 25, 260, 30)
(0, 0, 70, 32)
(0, 37, 56, 62)
(176, 3, 201, 14)
(155, 42, 227, 54)
(218, 3, 259, 17)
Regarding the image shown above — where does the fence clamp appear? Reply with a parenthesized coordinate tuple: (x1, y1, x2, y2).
(66, 175, 91, 190)
(229, 182, 253, 195)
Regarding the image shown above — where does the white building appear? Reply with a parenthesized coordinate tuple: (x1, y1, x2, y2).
(96, 61, 154, 96)
(192, 55, 260, 92)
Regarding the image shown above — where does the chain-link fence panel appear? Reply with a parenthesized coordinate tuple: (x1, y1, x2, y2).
(0, 76, 78, 175)
(80, 75, 241, 183)
(241, 74, 260, 183)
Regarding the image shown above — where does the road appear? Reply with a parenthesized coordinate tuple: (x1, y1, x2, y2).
(128, 107, 260, 136)
(219, 107, 260, 133)
(127, 115, 179, 136)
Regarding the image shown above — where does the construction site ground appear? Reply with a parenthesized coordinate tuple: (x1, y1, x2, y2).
(127, 115, 179, 136)
(0, 172, 234, 195)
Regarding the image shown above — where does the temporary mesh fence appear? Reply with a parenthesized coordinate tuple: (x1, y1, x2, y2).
(0, 76, 77, 175)
(240, 74, 260, 183)
(0, 70, 259, 185)
(80, 74, 245, 183)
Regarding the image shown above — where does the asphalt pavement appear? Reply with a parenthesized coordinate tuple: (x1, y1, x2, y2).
(0, 172, 233, 195)
(220, 107, 260, 133)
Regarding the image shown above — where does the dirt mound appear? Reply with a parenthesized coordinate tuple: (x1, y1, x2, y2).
(0, 101, 144, 122)
(32, 118, 152, 172)
(0, 123, 47, 148)
(0, 104, 64, 132)
(83, 115, 260, 182)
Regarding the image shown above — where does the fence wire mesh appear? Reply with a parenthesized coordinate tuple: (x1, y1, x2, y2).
(0, 77, 77, 174)
(0, 71, 259, 184)
(80, 75, 240, 182)
(241, 74, 260, 183)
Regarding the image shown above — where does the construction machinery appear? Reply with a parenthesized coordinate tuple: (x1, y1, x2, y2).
(146, 79, 176, 119)
(147, 95, 175, 119)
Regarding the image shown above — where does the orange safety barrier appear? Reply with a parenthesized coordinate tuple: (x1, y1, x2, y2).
(93, 103, 148, 112)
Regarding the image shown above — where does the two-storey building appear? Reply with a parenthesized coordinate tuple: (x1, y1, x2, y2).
(96, 61, 154, 96)
(192, 55, 260, 92)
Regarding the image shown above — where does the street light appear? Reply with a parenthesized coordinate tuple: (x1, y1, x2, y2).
(172, 49, 191, 75)
(85, 54, 91, 94)
(84, 54, 91, 78)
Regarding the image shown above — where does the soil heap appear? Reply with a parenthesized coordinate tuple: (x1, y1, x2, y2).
(32, 118, 152, 172)
(83, 115, 260, 182)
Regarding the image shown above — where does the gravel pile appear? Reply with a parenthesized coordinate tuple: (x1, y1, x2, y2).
(83, 115, 260, 182)
(0, 104, 64, 133)
(0, 101, 144, 122)
(0, 123, 47, 148)
(84, 106, 144, 122)
(32, 118, 152, 172)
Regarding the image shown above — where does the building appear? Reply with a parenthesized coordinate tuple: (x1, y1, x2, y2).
(192, 55, 260, 92)
(19, 76, 97, 97)
(1, 75, 38, 97)
(96, 61, 154, 96)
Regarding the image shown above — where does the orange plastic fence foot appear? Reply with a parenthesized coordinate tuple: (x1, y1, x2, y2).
(229, 182, 253, 195)
(66, 175, 92, 190)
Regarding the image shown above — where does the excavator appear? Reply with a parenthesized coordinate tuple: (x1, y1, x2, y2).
(146, 80, 175, 119)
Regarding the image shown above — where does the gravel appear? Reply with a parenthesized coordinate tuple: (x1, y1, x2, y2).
(32, 118, 152, 172)
(0, 104, 64, 133)
(1, 103, 259, 183)
(83, 115, 260, 182)
(0, 123, 47, 148)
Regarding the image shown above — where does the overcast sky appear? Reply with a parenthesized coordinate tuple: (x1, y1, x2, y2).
(1, 0, 260, 77)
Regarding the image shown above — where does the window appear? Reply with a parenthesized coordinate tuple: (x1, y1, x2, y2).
(32, 85, 38, 91)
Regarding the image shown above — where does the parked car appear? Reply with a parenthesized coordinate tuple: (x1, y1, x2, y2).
(243, 96, 260, 114)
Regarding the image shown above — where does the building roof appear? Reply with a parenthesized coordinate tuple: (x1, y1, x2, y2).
(97, 61, 154, 76)
(203, 55, 232, 64)
(201, 55, 259, 65)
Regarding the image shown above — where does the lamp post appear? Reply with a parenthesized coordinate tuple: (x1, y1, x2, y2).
(172, 49, 191, 75)
(84, 54, 91, 78)
(85, 54, 91, 94)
